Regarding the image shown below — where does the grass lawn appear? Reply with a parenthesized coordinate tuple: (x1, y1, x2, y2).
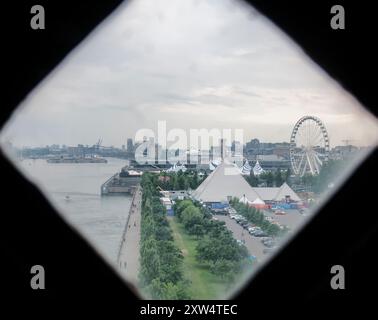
(168, 217, 228, 299)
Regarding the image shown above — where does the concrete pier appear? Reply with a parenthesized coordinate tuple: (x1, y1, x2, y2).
(117, 185, 142, 284)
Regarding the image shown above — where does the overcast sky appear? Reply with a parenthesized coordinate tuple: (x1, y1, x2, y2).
(1, 0, 377, 148)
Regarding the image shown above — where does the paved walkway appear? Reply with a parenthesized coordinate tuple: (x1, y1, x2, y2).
(117, 186, 142, 284)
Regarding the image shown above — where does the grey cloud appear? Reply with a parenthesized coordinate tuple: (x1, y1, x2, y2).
(1, 0, 376, 148)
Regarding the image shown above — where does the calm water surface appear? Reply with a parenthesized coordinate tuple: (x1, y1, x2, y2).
(19, 158, 132, 263)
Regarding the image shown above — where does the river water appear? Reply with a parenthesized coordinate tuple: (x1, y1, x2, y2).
(18, 157, 132, 264)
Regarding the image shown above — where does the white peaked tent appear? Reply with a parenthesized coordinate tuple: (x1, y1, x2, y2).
(165, 163, 187, 173)
(274, 182, 301, 202)
(240, 160, 252, 175)
(253, 160, 265, 176)
(192, 161, 260, 203)
(209, 159, 221, 171)
(253, 182, 301, 202)
(209, 162, 217, 171)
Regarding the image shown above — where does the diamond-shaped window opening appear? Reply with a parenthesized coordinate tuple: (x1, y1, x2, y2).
(1, 0, 377, 300)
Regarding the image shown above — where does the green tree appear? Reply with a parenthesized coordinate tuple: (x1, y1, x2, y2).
(175, 200, 194, 220)
(140, 237, 161, 285)
(284, 168, 291, 185)
(171, 174, 179, 190)
(247, 170, 259, 187)
(139, 172, 190, 300)
(209, 259, 237, 282)
(181, 205, 203, 231)
(191, 224, 205, 239)
(176, 174, 183, 189)
(190, 171, 198, 189)
(274, 169, 283, 187)
(266, 171, 274, 187)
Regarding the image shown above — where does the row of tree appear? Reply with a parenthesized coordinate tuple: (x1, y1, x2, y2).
(157, 170, 206, 191)
(245, 168, 291, 187)
(139, 173, 190, 299)
(230, 198, 289, 237)
(174, 200, 250, 283)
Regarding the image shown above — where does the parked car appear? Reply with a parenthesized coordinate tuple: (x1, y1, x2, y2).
(274, 209, 286, 215)
(264, 241, 276, 248)
(249, 227, 261, 234)
(243, 223, 251, 229)
(263, 248, 275, 254)
(237, 218, 247, 224)
(265, 216, 274, 222)
(228, 208, 237, 215)
(299, 208, 309, 216)
(261, 238, 276, 247)
(261, 237, 273, 243)
(253, 230, 268, 237)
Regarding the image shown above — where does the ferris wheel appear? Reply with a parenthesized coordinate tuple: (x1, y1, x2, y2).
(290, 116, 330, 176)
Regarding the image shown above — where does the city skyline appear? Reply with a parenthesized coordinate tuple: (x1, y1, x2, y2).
(11, 135, 369, 150)
(3, 117, 377, 149)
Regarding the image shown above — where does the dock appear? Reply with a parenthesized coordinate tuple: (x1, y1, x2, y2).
(101, 169, 141, 196)
(117, 185, 142, 284)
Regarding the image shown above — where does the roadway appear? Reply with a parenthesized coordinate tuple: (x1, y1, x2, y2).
(263, 209, 305, 229)
(215, 209, 305, 262)
(215, 215, 266, 262)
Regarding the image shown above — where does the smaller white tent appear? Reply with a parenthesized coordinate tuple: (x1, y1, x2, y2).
(251, 197, 265, 205)
(209, 159, 221, 171)
(274, 182, 301, 202)
(253, 160, 265, 175)
(240, 160, 252, 175)
(239, 194, 252, 205)
(165, 163, 187, 173)
(250, 197, 267, 209)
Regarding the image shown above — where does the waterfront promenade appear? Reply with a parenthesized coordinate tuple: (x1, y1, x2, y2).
(117, 185, 142, 284)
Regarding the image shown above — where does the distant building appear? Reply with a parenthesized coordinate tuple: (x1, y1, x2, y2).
(159, 197, 174, 216)
(256, 154, 285, 162)
(127, 138, 133, 152)
(272, 144, 290, 159)
(168, 190, 190, 200)
(330, 145, 359, 160)
(250, 154, 290, 171)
